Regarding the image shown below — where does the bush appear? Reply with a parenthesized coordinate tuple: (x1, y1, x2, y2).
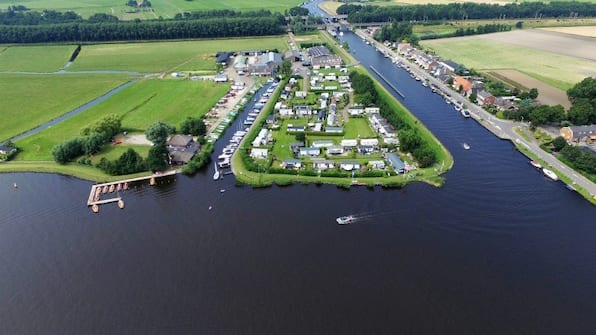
(51, 138, 84, 164)
(97, 148, 146, 175)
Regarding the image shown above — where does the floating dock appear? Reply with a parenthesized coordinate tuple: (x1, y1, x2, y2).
(87, 170, 177, 207)
(369, 65, 406, 98)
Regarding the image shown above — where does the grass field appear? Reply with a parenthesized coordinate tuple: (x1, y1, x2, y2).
(0, 73, 132, 142)
(70, 37, 289, 73)
(14, 78, 228, 161)
(0, 45, 77, 72)
(0, 0, 303, 20)
(421, 34, 594, 90)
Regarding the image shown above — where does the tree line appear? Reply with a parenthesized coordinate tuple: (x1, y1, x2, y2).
(338, 1, 596, 23)
(0, 17, 283, 43)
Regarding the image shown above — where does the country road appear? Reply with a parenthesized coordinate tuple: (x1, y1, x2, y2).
(356, 29, 596, 199)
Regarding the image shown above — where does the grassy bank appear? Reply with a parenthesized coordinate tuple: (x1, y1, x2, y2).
(0, 44, 77, 72)
(0, 73, 133, 142)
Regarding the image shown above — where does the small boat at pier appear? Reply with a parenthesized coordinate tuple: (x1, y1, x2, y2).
(542, 168, 559, 181)
(108, 184, 115, 193)
(336, 215, 356, 225)
(149, 177, 156, 186)
(529, 160, 542, 169)
(461, 109, 471, 118)
(102, 185, 108, 193)
(91, 204, 99, 213)
(118, 199, 124, 209)
(116, 183, 122, 191)
(123, 182, 129, 190)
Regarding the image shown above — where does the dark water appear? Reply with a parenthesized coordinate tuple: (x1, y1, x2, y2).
(1, 32, 595, 334)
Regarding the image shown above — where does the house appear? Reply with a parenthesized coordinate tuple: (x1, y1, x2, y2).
(476, 90, 496, 106)
(295, 91, 307, 98)
(167, 134, 194, 149)
(282, 159, 302, 169)
(312, 140, 335, 148)
(397, 42, 412, 55)
(325, 126, 344, 134)
(250, 148, 269, 159)
(294, 105, 311, 116)
(233, 56, 248, 72)
(560, 125, 596, 142)
(494, 97, 518, 111)
(360, 138, 379, 147)
(340, 139, 358, 149)
(317, 109, 326, 121)
(252, 129, 269, 147)
(248, 52, 283, 76)
(348, 107, 364, 116)
(214, 73, 228, 83)
(453, 76, 473, 96)
(290, 142, 305, 153)
(369, 160, 386, 170)
(287, 125, 305, 132)
(365, 107, 380, 114)
(340, 161, 361, 171)
(0, 145, 16, 155)
(307, 45, 342, 67)
(266, 115, 277, 125)
(215, 52, 232, 65)
(169, 151, 196, 165)
(438, 60, 460, 74)
(299, 147, 321, 157)
(312, 159, 336, 170)
(327, 145, 344, 155)
(387, 153, 406, 173)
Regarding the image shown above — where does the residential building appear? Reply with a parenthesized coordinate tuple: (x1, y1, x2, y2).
(560, 125, 596, 142)
(387, 153, 406, 173)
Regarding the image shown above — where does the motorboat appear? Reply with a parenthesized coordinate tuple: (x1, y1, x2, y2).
(118, 199, 124, 209)
(213, 162, 220, 180)
(529, 160, 542, 169)
(461, 109, 471, 118)
(542, 168, 559, 181)
(91, 204, 99, 213)
(463, 143, 471, 150)
(336, 215, 356, 225)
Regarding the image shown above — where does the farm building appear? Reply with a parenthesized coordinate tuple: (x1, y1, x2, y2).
(307, 46, 342, 67)
(248, 52, 283, 76)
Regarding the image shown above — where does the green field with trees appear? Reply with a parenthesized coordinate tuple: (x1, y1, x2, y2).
(0, 73, 132, 142)
(0, 0, 303, 20)
(14, 79, 227, 161)
(70, 37, 288, 72)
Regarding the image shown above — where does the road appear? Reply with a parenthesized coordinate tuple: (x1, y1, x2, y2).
(355, 29, 596, 199)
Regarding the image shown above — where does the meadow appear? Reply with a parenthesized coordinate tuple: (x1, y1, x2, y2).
(0, 45, 77, 72)
(421, 33, 593, 90)
(0, 0, 303, 19)
(0, 73, 132, 142)
(14, 78, 229, 161)
(70, 37, 289, 73)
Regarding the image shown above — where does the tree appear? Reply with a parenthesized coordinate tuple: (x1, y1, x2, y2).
(528, 88, 539, 99)
(469, 92, 477, 103)
(146, 121, 174, 144)
(280, 60, 292, 77)
(568, 99, 596, 125)
(51, 138, 84, 164)
(180, 117, 206, 136)
(551, 136, 567, 152)
(146, 143, 168, 172)
(515, 21, 523, 29)
(295, 132, 305, 142)
(413, 145, 436, 168)
(567, 77, 596, 104)
(82, 114, 121, 141)
(398, 129, 421, 153)
(82, 132, 104, 155)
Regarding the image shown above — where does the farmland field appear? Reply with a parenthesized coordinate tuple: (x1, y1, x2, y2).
(70, 37, 289, 73)
(0, 45, 77, 72)
(0, 73, 132, 142)
(0, 0, 303, 20)
(14, 78, 228, 161)
(421, 30, 596, 91)
(540, 26, 596, 37)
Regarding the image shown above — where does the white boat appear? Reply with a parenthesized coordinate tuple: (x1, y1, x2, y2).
(461, 109, 471, 118)
(213, 162, 220, 180)
(463, 143, 470, 150)
(542, 168, 559, 181)
(336, 215, 356, 225)
(454, 104, 462, 112)
(529, 160, 542, 169)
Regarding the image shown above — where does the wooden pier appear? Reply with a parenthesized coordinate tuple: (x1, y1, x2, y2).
(87, 170, 178, 207)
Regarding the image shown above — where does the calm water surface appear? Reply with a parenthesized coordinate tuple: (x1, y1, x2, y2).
(1, 30, 595, 335)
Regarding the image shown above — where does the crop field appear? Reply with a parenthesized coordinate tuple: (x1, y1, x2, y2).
(14, 78, 228, 161)
(70, 37, 289, 73)
(0, 73, 132, 142)
(0, 0, 302, 19)
(0, 45, 77, 72)
(421, 30, 596, 91)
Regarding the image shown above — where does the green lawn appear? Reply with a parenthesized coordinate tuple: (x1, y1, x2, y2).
(70, 37, 289, 73)
(343, 117, 375, 138)
(0, 45, 77, 72)
(14, 78, 228, 160)
(0, 0, 303, 19)
(421, 37, 590, 90)
(89, 144, 151, 165)
(0, 73, 132, 142)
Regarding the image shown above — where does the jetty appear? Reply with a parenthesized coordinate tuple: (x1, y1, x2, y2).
(87, 170, 177, 207)
(369, 65, 406, 98)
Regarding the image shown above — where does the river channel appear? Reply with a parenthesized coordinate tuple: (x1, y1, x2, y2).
(0, 17, 595, 335)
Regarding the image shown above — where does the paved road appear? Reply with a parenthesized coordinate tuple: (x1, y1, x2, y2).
(357, 30, 596, 198)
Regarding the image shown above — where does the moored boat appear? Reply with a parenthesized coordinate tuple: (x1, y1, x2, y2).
(116, 183, 122, 191)
(91, 204, 99, 213)
(542, 168, 559, 181)
(463, 143, 470, 150)
(102, 185, 108, 194)
(529, 160, 542, 169)
(336, 215, 356, 225)
(149, 177, 156, 186)
(213, 162, 220, 181)
(123, 182, 129, 190)
(118, 199, 124, 209)
(108, 184, 115, 193)
(461, 109, 471, 118)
